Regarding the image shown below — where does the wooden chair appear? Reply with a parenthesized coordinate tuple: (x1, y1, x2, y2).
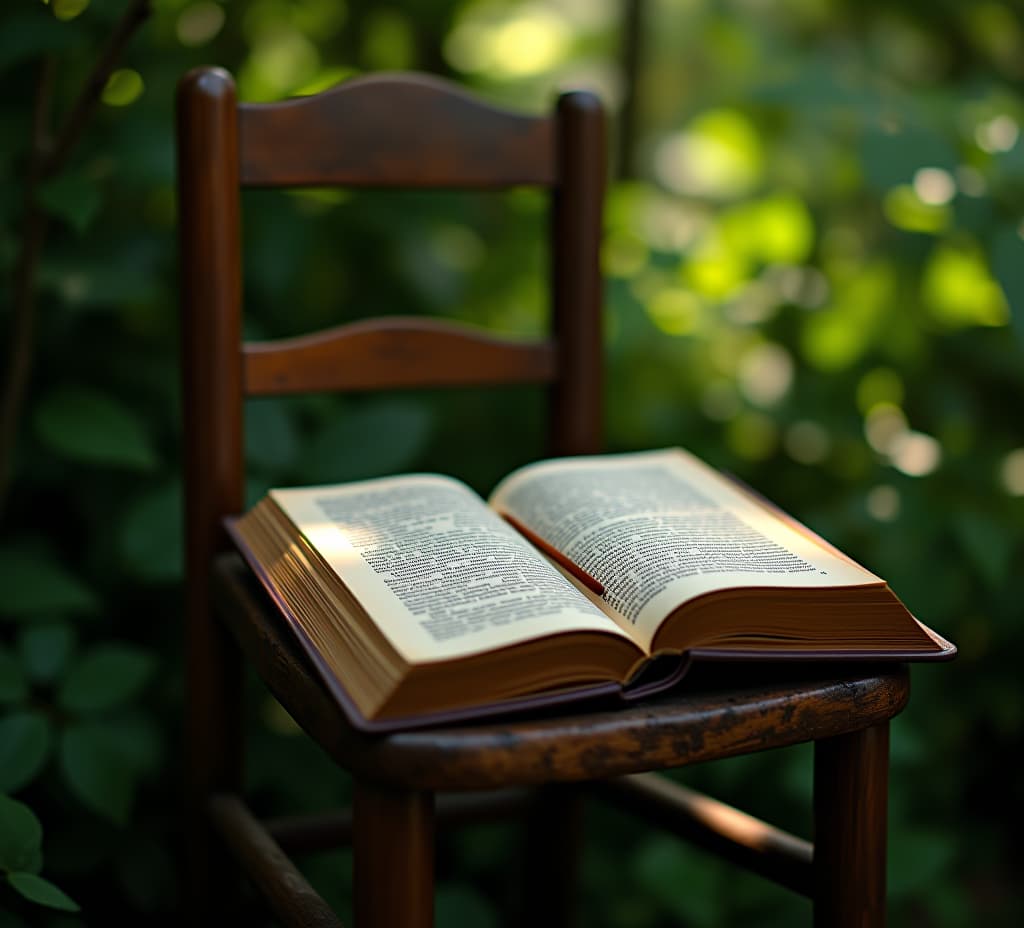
(177, 67, 909, 927)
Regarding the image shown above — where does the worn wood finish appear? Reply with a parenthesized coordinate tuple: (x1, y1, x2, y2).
(181, 65, 913, 928)
(591, 774, 814, 896)
(265, 788, 531, 855)
(548, 91, 605, 456)
(353, 781, 434, 928)
(209, 795, 344, 928)
(177, 67, 246, 918)
(239, 73, 554, 189)
(244, 318, 556, 395)
(813, 723, 891, 927)
(213, 553, 911, 791)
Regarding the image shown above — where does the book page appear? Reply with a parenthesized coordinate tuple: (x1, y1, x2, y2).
(270, 475, 630, 664)
(489, 448, 882, 651)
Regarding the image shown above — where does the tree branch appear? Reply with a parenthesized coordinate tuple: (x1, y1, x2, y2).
(0, 58, 57, 512)
(42, 0, 153, 179)
(0, 0, 153, 514)
(617, 0, 646, 180)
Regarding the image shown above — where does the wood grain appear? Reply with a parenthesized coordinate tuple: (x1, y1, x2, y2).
(244, 317, 556, 395)
(548, 91, 605, 456)
(209, 795, 344, 928)
(213, 552, 911, 792)
(240, 73, 554, 189)
(177, 65, 246, 919)
(814, 724, 891, 927)
(353, 781, 434, 928)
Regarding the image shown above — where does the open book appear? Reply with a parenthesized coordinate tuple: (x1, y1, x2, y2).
(226, 448, 955, 731)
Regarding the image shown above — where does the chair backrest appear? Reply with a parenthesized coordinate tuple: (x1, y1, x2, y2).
(176, 67, 606, 895)
(177, 68, 605, 567)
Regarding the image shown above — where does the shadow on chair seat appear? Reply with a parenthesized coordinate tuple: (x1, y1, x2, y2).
(215, 551, 910, 790)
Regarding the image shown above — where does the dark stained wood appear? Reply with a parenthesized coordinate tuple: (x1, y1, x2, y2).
(239, 73, 555, 189)
(353, 781, 434, 928)
(548, 91, 605, 456)
(244, 318, 556, 395)
(180, 64, 916, 928)
(213, 553, 911, 791)
(590, 774, 814, 896)
(209, 795, 345, 928)
(523, 785, 583, 928)
(265, 788, 531, 855)
(176, 66, 246, 918)
(813, 723, 891, 927)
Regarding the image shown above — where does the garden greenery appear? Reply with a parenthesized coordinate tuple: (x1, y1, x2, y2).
(1, 0, 1022, 924)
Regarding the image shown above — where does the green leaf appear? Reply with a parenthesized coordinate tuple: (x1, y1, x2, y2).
(299, 398, 433, 484)
(116, 483, 183, 583)
(7, 872, 79, 912)
(246, 398, 300, 473)
(33, 386, 157, 471)
(0, 794, 42, 873)
(17, 623, 76, 684)
(0, 549, 98, 620)
(57, 645, 156, 715)
(0, 713, 52, 793)
(0, 648, 28, 705)
(59, 722, 139, 824)
(37, 173, 101, 235)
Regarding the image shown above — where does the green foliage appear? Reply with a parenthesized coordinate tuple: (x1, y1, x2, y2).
(0, 796, 43, 875)
(4, 875, 77, 914)
(0, 550, 97, 619)
(33, 386, 158, 471)
(0, 796, 78, 914)
(57, 645, 155, 715)
(1, 0, 1022, 924)
(0, 713, 52, 794)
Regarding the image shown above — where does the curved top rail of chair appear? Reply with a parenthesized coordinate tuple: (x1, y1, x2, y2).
(235, 71, 557, 189)
(243, 316, 557, 395)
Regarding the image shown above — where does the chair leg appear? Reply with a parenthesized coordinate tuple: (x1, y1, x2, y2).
(813, 722, 890, 928)
(353, 780, 435, 928)
(185, 617, 243, 923)
(522, 784, 583, 928)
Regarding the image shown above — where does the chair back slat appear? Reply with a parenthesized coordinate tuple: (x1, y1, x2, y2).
(239, 73, 555, 189)
(243, 318, 556, 395)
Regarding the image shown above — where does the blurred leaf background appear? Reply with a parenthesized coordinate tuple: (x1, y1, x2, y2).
(1, 0, 1022, 924)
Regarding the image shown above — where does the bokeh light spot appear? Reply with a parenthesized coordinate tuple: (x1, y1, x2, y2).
(890, 431, 942, 477)
(866, 485, 901, 521)
(913, 167, 956, 206)
(655, 109, 763, 200)
(737, 342, 793, 407)
(102, 69, 144, 107)
(177, 2, 225, 47)
(784, 420, 830, 465)
(1000, 449, 1024, 495)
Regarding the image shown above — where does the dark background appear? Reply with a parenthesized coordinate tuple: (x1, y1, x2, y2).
(1, 0, 1022, 924)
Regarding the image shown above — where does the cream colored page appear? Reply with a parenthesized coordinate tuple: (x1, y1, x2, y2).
(489, 449, 881, 651)
(270, 475, 628, 664)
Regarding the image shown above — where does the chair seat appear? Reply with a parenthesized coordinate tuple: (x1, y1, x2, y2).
(213, 552, 910, 791)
